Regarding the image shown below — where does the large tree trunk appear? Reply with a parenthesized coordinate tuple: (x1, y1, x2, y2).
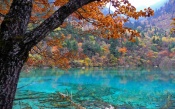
(0, 0, 32, 108)
(0, 53, 28, 109)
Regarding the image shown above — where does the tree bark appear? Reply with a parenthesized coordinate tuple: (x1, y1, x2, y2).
(0, 54, 28, 109)
(0, 0, 97, 108)
(0, 0, 32, 108)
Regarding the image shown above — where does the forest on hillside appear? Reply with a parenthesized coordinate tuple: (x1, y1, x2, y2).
(25, 0, 175, 70)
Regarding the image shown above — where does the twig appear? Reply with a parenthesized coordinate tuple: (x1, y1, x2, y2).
(31, 45, 56, 61)
(75, 11, 93, 23)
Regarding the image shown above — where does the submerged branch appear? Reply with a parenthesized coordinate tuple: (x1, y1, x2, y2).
(57, 92, 86, 109)
(15, 91, 86, 109)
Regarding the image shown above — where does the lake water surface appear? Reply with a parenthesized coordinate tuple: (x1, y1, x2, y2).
(13, 68, 175, 109)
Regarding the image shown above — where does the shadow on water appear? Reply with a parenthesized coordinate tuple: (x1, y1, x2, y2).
(13, 67, 175, 109)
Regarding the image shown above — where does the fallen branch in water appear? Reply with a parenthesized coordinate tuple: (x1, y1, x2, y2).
(57, 92, 86, 109)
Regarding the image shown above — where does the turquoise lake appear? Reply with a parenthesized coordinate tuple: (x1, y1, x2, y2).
(13, 68, 175, 109)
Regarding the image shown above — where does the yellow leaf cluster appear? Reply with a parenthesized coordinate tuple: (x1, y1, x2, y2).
(162, 37, 175, 43)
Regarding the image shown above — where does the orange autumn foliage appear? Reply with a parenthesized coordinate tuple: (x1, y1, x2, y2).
(0, 0, 155, 69)
(118, 47, 127, 54)
(0, 0, 154, 40)
(158, 50, 169, 57)
(147, 51, 154, 58)
(169, 52, 174, 58)
(51, 46, 59, 52)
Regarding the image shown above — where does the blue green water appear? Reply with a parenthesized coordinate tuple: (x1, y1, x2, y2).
(13, 68, 175, 109)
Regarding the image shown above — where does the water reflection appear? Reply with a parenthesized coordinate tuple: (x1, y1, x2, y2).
(14, 68, 175, 109)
